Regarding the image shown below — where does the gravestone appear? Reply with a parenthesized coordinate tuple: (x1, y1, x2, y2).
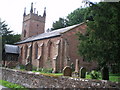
(63, 66, 72, 77)
(16, 64, 20, 69)
(101, 66, 109, 80)
(25, 62, 32, 71)
(75, 59, 79, 73)
(79, 67, 86, 78)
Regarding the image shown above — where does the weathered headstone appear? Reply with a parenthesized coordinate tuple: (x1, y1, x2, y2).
(75, 59, 79, 73)
(25, 62, 32, 71)
(16, 64, 20, 69)
(101, 66, 109, 80)
(63, 66, 72, 76)
(79, 67, 86, 78)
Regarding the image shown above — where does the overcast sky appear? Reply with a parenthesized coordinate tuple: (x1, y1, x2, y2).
(0, 0, 100, 34)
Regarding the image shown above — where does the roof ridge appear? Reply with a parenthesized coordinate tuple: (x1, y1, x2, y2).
(15, 22, 85, 44)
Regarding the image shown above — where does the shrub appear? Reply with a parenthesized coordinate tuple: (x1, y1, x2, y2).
(19, 65, 25, 70)
(90, 70, 100, 79)
(32, 66, 37, 71)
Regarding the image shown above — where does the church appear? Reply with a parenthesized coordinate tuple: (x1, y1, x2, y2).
(15, 3, 97, 72)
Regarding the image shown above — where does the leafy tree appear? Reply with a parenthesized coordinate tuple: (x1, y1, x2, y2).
(51, 7, 90, 30)
(51, 18, 66, 30)
(66, 7, 89, 26)
(0, 19, 21, 61)
(0, 20, 21, 45)
(78, 2, 120, 73)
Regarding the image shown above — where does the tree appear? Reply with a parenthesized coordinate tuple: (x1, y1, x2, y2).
(0, 20, 21, 45)
(0, 19, 21, 61)
(78, 2, 120, 73)
(51, 7, 90, 30)
(66, 7, 89, 26)
(51, 18, 66, 30)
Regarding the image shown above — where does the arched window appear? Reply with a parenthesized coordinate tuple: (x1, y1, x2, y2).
(47, 40, 52, 59)
(24, 45, 28, 59)
(34, 43, 38, 59)
(20, 46, 23, 59)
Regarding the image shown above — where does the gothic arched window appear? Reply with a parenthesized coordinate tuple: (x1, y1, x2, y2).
(20, 46, 23, 59)
(34, 43, 38, 59)
(24, 45, 28, 59)
(47, 40, 52, 59)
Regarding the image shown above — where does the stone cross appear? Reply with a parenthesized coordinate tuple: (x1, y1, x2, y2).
(63, 66, 72, 77)
(75, 59, 79, 73)
(79, 67, 86, 78)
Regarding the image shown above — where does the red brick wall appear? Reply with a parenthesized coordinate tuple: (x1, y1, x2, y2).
(17, 36, 62, 71)
(17, 23, 97, 72)
(61, 23, 98, 71)
(21, 13, 45, 40)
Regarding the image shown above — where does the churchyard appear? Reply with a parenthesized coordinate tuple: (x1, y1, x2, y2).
(0, 64, 120, 89)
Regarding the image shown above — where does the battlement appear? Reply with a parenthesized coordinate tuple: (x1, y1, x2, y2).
(21, 2, 46, 40)
(23, 13, 45, 23)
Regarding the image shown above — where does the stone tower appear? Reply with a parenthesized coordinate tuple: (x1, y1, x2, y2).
(21, 2, 46, 40)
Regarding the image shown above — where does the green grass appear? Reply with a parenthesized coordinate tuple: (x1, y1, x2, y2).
(0, 80, 27, 89)
(32, 70, 63, 77)
(109, 74, 120, 82)
(86, 74, 120, 82)
(15, 67, 120, 82)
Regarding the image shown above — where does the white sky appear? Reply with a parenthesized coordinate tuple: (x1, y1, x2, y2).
(0, 0, 100, 34)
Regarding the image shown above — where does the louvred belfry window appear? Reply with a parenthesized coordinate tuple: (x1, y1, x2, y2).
(24, 30, 26, 37)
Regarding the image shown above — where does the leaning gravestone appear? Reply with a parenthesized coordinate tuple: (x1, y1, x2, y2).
(63, 66, 72, 77)
(25, 62, 32, 71)
(101, 66, 109, 80)
(79, 67, 86, 78)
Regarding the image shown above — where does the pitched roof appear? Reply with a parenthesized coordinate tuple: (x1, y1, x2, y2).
(5, 44, 20, 54)
(16, 22, 84, 44)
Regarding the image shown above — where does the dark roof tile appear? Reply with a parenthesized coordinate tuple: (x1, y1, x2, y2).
(16, 22, 84, 44)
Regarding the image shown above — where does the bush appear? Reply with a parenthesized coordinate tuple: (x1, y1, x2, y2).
(90, 70, 100, 79)
(19, 65, 25, 70)
(32, 66, 37, 71)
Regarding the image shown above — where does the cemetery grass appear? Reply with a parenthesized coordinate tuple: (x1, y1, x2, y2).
(32, 70, 63, 77)
(86, 73, 120, 82)
(0, 80, 27, 89)
(18, 68, 120, 82)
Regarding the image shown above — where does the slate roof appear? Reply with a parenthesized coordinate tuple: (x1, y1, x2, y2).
(5, 44, 20, 54)
(16, 22, 84, 44)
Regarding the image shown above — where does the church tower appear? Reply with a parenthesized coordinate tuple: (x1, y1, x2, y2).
(21, 3, 46, 40)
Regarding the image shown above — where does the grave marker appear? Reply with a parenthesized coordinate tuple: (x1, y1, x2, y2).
(79, 67, 86, 78)
(75, 59, 79, 73)
(63, 66, 72, 77)
(101, 66, 109, 80)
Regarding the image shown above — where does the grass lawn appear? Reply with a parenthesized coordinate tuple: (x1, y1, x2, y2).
(0, 80, 27, 89)
(109, 73, 120, 82)
(32, 70, 63, 77)
(86, 74, 120, 82)
(32, 70, 120, 82)
(18, 68, 120, 82)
